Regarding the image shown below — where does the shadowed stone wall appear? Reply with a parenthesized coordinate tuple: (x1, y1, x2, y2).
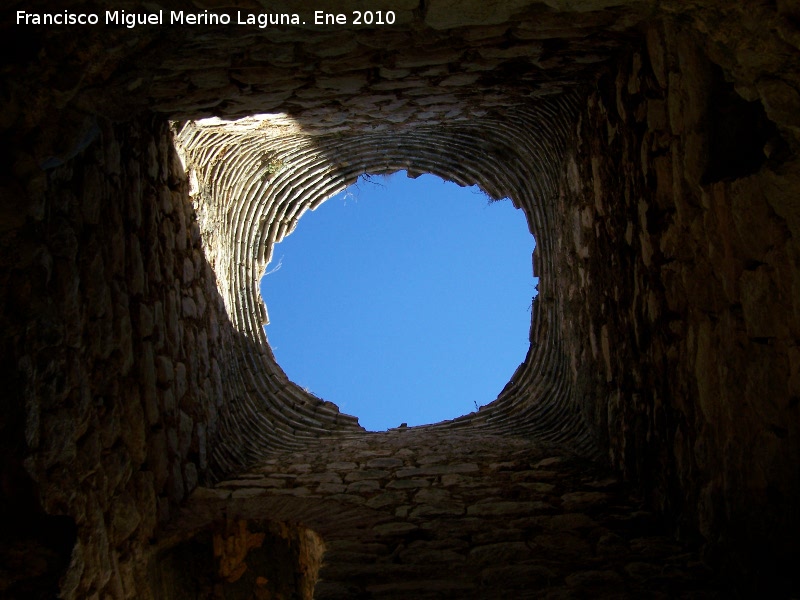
(1, 0, 799, 597)
(0, 116, 239, 597)
(553, 20, 800, 588)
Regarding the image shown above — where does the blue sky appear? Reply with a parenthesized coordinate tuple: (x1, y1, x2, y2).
(260, 171, 537, 431)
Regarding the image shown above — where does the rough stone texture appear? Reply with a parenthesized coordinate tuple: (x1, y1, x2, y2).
(2, 0, 800, 598)
(553, 22, 800, 590)
(173, 97, 599, 480)
(165, 430, 725, 599)
(0, 116, 240, 598)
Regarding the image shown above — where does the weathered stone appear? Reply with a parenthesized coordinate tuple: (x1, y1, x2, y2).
(139, 342, 160, 425)
(480, 564, 555, 587)
(366, 491, 408, 509)
(530, 533, 592, 558)
(191, 486, 232, 501)
(179, 410, 193, 459)
(410, 503, 465, 517)
(6, 5, 800, 599)
(467, 501, 551, 516)
(373, 522, 418, 537)
(147, 429, 169, 492)
(174, 362, 188, 401)
(327, 461, 359, 470)
(346, 480, 381, 493)
(624, 561, 662, 581)
(757, 78, 800, 128)
(182, 256, 194, 284)
(398, 547, 466, 563)
(181, 295, 197, 319)
(121, 387, 147, 465)
(541, 513, 597, 530)
(109, 493, 141, 545)
(565, 569, 624, 589)
(740, 267, 782, 337)
(469, 542, 531, 565)
(162, 388, 176, 414)
(231, 487, 269, 499)
(559, 491, 608, 511)
(276, 487, 311, 497)
(386, 478, 431, 490)
(439, 73, 481, 87)
(155, 355, 174, 386)
(366, 457, 404, 469)
(168, 461, 185, 503)
(344, 469, 389, 482)
(315, 75, 368, 94)
(516, 481, 556, 493)
(316, 483, 347, 494)
(221, 477, 286, 489)
(296, 472, 343, 485)
(128, 236, 145, 296)
(396, 463, 479, 478)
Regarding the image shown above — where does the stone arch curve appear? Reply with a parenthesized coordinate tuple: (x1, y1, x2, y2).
(176, 96, 599, 476)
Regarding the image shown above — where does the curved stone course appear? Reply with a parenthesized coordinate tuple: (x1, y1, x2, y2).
(174, 97, 603, 477)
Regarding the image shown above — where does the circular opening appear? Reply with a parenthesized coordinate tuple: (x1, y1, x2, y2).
(260, 171, 537, 431)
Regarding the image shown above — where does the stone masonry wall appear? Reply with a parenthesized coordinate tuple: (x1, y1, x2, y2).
(2, 1, 800, 597)
(0, 116, 233, 598)
(164, 429, 725, 599)
(554, 19, 800, 591)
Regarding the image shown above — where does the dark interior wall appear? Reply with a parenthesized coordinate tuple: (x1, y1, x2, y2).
(0, 115, 233, 597)
(1, 1, 799, 597)
(554, 20, 800, 589)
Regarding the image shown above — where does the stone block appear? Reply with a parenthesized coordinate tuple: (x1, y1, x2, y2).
(740, 268, 783, 338)
(179, 410, 193, 459)
(386, 478, 431, 489)
(184, 462, 199, 494)
(373, 521, 418, 537)
(757, 78, 800, 128)
(467, 500, 551, 516)
(565, 569, 624, 589)
(168, 461, 185, 504)
(121, 388, 146, 465)
(315, 75, 368, 94)
(139, 342, 159, 425)
(40, 408, 76, 468)
(559, 491, 609, 511)
(439, 73, 480, 87)
(182, 256, 195, 285)
(346, 480, 381, 493)
(345, 469, 390, 482)
(174, 362, 188, 400)
(480, 564, 555, 587)
(181, 294, 197, 319)
(109, 493, 141, 545)
(327, 462, 358, 473)
(128, 236, 145, 296)
(155, 355, 174, 386)
(468, 541, 530, 565)
(147, 429, 169, 492)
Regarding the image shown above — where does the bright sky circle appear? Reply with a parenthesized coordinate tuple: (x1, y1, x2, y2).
(260, 171, 537, 431)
